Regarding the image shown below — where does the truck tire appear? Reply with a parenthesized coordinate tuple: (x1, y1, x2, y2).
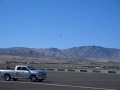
(4, 74, 11, 81)
(31, 75, 37, 82)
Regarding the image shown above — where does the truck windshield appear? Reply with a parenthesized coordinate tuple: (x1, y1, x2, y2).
(27, 66, 36, 70)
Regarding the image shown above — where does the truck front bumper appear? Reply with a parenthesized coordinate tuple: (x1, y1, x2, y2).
(37, 76, 47, 80)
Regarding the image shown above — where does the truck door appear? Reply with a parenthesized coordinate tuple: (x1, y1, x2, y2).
(21, 67, 30, 78)
(15, 67, 23, 78)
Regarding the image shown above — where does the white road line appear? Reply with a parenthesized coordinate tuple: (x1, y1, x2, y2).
(0, 81, 116, 90)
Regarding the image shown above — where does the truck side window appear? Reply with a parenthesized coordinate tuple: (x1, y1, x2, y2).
(22, 67, 28, 71)
(17, 67, 21, 70)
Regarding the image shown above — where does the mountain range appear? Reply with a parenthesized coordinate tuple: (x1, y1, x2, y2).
(0, 46, 120, 61)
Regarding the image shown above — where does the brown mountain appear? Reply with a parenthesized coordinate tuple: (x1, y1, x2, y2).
(0, 46, 120, 61)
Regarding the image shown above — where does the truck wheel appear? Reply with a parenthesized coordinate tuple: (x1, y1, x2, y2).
(4, 74, 11, 81)
(31, 75, 37, 82)
(13, 78, 18, 81)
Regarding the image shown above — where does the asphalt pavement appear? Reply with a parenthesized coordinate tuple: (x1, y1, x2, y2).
(0, 71, 120, 90)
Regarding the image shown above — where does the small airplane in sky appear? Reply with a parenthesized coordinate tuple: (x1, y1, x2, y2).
(60, 34, 62, 37)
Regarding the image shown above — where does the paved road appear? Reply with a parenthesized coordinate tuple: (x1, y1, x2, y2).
(0, 71, 120, 90)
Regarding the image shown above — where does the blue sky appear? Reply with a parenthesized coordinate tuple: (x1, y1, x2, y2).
(0, 0, 120, 49)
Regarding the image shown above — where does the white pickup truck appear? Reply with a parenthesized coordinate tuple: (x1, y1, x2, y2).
(0, 65, 47, 82)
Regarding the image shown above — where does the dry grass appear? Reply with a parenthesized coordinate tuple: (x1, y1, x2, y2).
(0, 55, 120, 70)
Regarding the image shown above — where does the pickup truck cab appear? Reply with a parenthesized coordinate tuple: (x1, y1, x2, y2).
(0, 65, 47, 82)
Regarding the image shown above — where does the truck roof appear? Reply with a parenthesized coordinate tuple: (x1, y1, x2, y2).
(16, 65, 29, 67)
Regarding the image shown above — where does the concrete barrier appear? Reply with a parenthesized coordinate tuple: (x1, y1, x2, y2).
(80, 70, 87, 72)
(75, 69, 80, 72)
(45, 68, 120, 74)
(46, 68, 54, 71)
(57, 69, 65, 71)
(1, 67, 120, 74)
(87, 70, 93, 73)
(93, 70, 101, 73)
(68, 69, 75, 72)
(116, 71, 120, 74)
(108, 71, 116, 74)
(101, 70, 108, 74)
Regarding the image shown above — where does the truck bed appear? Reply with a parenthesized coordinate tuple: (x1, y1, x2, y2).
(0, 70, 15, 78)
